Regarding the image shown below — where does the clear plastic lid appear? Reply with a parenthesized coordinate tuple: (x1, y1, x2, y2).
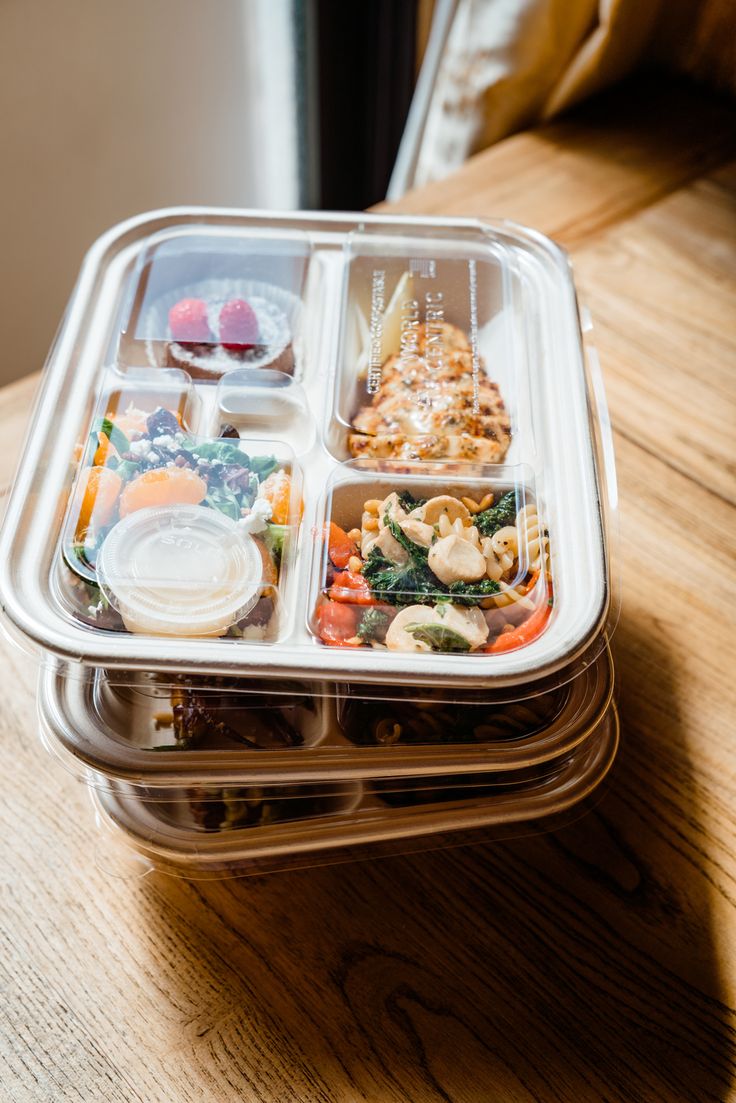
(88, 705, 619, 878)
(119, 228, 310, 380)
(330, 227, 515, 463)
(0, 210, 617, 694)
(37, 646, 613, 785)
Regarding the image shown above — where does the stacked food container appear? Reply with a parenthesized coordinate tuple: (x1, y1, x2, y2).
(0, 209, 619, 878)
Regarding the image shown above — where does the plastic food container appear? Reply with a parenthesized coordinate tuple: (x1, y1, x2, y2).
(38, 648, 614, 784)
(89, 707, 619, 879)
(0, 208, 619, 876)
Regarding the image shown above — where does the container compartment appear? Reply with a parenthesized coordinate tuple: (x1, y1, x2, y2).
(118, 227, 311, 380)
(57, 369, 303, 642)
(150, 781, 363, 831)
(310, 459, 552, 657)
(367, 761, 561, 807)
(214, 368, 315, 453)
(337, 684, 567, 747)
(326, 226, 521, 466)
(96, 763, 558, 813)
(95, 673, 328, 752)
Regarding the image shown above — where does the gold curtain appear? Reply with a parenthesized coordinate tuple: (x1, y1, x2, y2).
(411, 0, 734, 189)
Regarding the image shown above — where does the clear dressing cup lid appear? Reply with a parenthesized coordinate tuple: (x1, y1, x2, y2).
(97, 504, 262, 637)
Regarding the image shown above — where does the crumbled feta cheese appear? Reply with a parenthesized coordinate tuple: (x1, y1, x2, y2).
(152, 434, 177, 449)
(241, 623, 269, 640)
(129, 438, 152, 458)
(237, 497, 273, 535)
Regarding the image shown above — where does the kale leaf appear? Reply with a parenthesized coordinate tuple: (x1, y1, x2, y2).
(397, 489, 426, 512)
(447, 578, 501, 605)
(404, 622, 472, 652)
(475, 490, 518, 537)
(357, 607, 390, 642)
(364, 513, 502, 608)
(362, 548, 441, 606)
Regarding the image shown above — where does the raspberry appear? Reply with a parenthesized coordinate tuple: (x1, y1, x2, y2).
(168, 298, 212, 343)
(219, 299, 260, 349)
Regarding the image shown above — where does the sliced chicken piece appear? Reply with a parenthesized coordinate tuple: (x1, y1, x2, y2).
(399, 518, 435, 546)
(374, 379, 507, 419)
(348, 431, 510, 463)
(375, 378, 507, 415)
(428, 534, 487, 585)
(385, 602, 489, 652)
(379, 349, 475, 387)
(353, 405, 510, 440)
(370, 525, 409, 565)
(350, 320, 511, 464)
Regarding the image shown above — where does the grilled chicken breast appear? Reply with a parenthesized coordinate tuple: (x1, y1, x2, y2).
(349, 322, 511, 463)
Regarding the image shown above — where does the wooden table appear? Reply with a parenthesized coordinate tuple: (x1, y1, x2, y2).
(1, 78, 735, 1102)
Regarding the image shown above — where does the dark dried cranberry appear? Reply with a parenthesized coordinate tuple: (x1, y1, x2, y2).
(219, 424, 240, 439)
(243, 596, 274, 627)
(146, 407, 180, 438)
(222, 464, 250, 491)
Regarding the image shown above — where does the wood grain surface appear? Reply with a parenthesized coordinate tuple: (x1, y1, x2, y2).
(1, 78, 735, 1102)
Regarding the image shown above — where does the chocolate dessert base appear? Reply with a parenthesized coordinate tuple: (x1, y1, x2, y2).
(164, 341, 295, 381)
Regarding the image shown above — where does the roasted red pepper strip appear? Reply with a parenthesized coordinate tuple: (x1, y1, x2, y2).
(316, 601, 360, 646)
(329, 570, 375, 606)
(485, 593, 553, 653)
(327, 522, 358, 569)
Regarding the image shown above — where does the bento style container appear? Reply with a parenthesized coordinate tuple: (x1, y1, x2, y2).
(38, 647, 614, 785)
(0, 208, 617, 690)
(89, 706, 619, 880)
(0, 207, 619, 876)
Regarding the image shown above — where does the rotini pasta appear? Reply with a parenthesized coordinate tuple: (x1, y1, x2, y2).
(517, 504, 550, 575)
(487, 505, 550, 609)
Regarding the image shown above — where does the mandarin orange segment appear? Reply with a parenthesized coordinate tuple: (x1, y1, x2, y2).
(107, 406, 149, 436)
(75, 466, 123, 534)
(253, 534, 278, 586)
(93, 431, 116, 467)
(119, 466, 207, 518)
(260, 470, 299, 525)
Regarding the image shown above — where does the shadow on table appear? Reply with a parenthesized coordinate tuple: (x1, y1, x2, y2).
(137, 613, 734, 1103)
